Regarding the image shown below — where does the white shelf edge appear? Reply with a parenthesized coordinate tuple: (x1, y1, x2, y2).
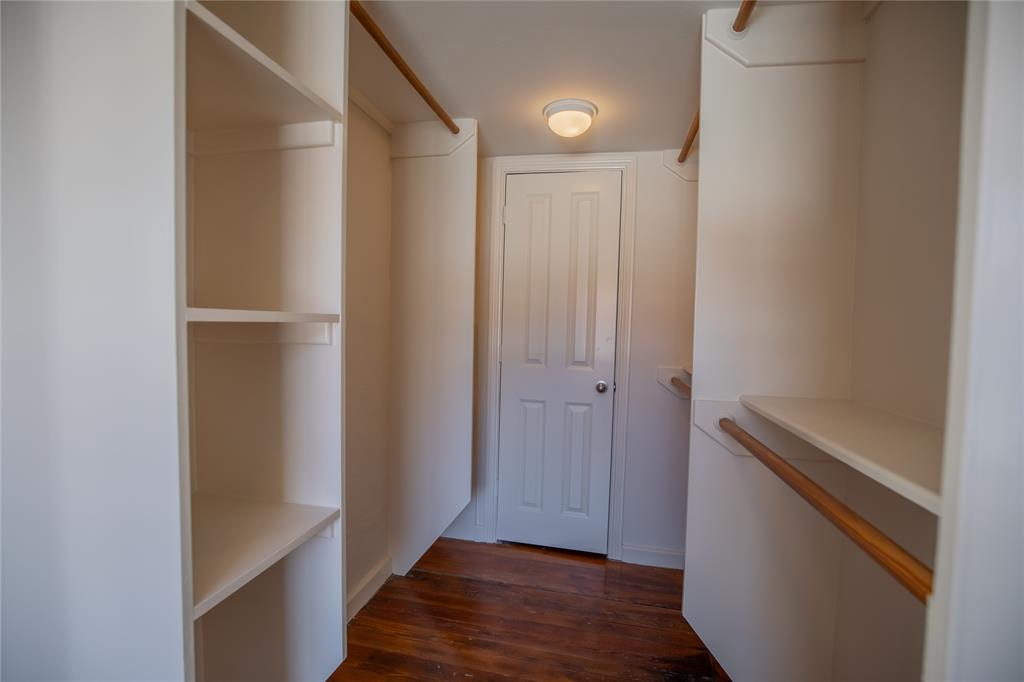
(186, 307, 339, 324)
(192, 497, 340, 620)
(739, 395, 943, 515)
(185, 1, 344, 124)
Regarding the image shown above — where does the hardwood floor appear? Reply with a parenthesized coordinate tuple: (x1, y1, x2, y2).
(330, 538, 728, 680)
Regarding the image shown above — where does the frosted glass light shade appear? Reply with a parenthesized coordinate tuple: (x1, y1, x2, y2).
(543, 99, 598, 138)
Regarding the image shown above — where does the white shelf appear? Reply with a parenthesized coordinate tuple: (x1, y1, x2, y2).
(191, 493, 339, 619)
(739, 395, 943, 514)
(186, 1, 344, 132)
(186, 307, 339, 324)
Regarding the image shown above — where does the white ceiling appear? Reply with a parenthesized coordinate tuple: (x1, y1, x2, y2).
(349, 1, 729, 157)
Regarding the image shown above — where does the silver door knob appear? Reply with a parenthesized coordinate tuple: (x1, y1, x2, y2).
(595, 381, 609, 394)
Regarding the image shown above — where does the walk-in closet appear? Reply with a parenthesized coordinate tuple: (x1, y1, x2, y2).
(2, 1, 1020, 680)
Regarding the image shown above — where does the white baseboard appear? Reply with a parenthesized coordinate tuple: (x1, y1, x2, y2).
(346, 556, 392, 621)
(619, 543, 686, 570)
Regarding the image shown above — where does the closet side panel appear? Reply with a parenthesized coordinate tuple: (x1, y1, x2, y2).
(925, 2, 1024, 679)
(1, 2, 187, 679)
(683, 5, 864, 680)
(442, 156, 497, 544)
(344, 103, 394, 607)
(389, 121, 478, 575)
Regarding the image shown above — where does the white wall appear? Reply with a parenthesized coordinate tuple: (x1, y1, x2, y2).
(344, 103, 393, 612)
(446, 150, 698, 569)
(1, 3, 188, 679)
(618, 152, 697, 568)
(851, 1, 965, 429)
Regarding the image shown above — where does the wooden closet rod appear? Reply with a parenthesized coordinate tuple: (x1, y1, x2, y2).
(718, 418, 934, 603)
(670, 376, 692, 398)
(677, 110, 700, 164)
(349, 0, 460, 134)
(678, 0, 757, 163)
(732, 0, 758, 32)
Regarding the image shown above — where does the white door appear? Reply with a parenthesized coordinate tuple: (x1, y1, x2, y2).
(496, 170, 622, 553)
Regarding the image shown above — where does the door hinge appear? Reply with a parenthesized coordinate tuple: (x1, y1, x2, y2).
(502, 205, 510, 225)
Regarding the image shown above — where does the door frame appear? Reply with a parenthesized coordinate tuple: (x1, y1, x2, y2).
(478, 153, 638, 560)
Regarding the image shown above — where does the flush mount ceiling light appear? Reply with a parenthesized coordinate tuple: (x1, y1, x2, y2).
(543, 98, 598, 138)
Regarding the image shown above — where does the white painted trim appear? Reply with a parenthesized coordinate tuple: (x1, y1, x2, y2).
(620, 543, 686, 570)
(390, 119, 477, 160)
(661, 149, 698, 183)
(656, 366, 691, 398)
(346, 556, 392, 621)
(481, 153, 639, 561)
(704, 3, 866, 69)
(348, 88, 394, 135)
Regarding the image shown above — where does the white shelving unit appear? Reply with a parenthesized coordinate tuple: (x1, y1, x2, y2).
(192, 494, 340, 619)
(186, 307, 339, 324)
(182, 2, 346, 679)
(740, 395, 943, 514)
(684, 4, 968, 681)
(185, 2, 343, 132)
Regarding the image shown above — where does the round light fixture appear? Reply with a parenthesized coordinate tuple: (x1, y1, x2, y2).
(543, 98, 598, 138)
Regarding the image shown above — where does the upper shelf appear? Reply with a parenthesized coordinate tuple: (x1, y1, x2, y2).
(192, 493, 339, 619)
(186, 307, 339, 324)
(186, 1, 344, 132)
(739, 395, 943, 515)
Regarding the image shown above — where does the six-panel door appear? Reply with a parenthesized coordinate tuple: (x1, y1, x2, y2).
(496, 170, 622, 554)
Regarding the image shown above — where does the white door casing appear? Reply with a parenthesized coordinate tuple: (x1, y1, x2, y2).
(496, 170, 622, 553)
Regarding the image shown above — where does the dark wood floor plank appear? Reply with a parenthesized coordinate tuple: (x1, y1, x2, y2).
(356, 595, 718, 679)
(385, 570, 695, 636)
(365, 584, 709, 659)
(334, 643, 510, 680)
(348, 615, 605, 680)
(415, 539, 684, 609)
(331, 538, 728, 681)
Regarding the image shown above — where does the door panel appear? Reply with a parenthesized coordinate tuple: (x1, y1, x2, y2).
(497, 170, 621, 554)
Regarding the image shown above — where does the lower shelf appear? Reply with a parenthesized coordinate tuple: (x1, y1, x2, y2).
(740, 395, 943, 514)
(186, 307, 340, 324)
(192, 493, 339, 619)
